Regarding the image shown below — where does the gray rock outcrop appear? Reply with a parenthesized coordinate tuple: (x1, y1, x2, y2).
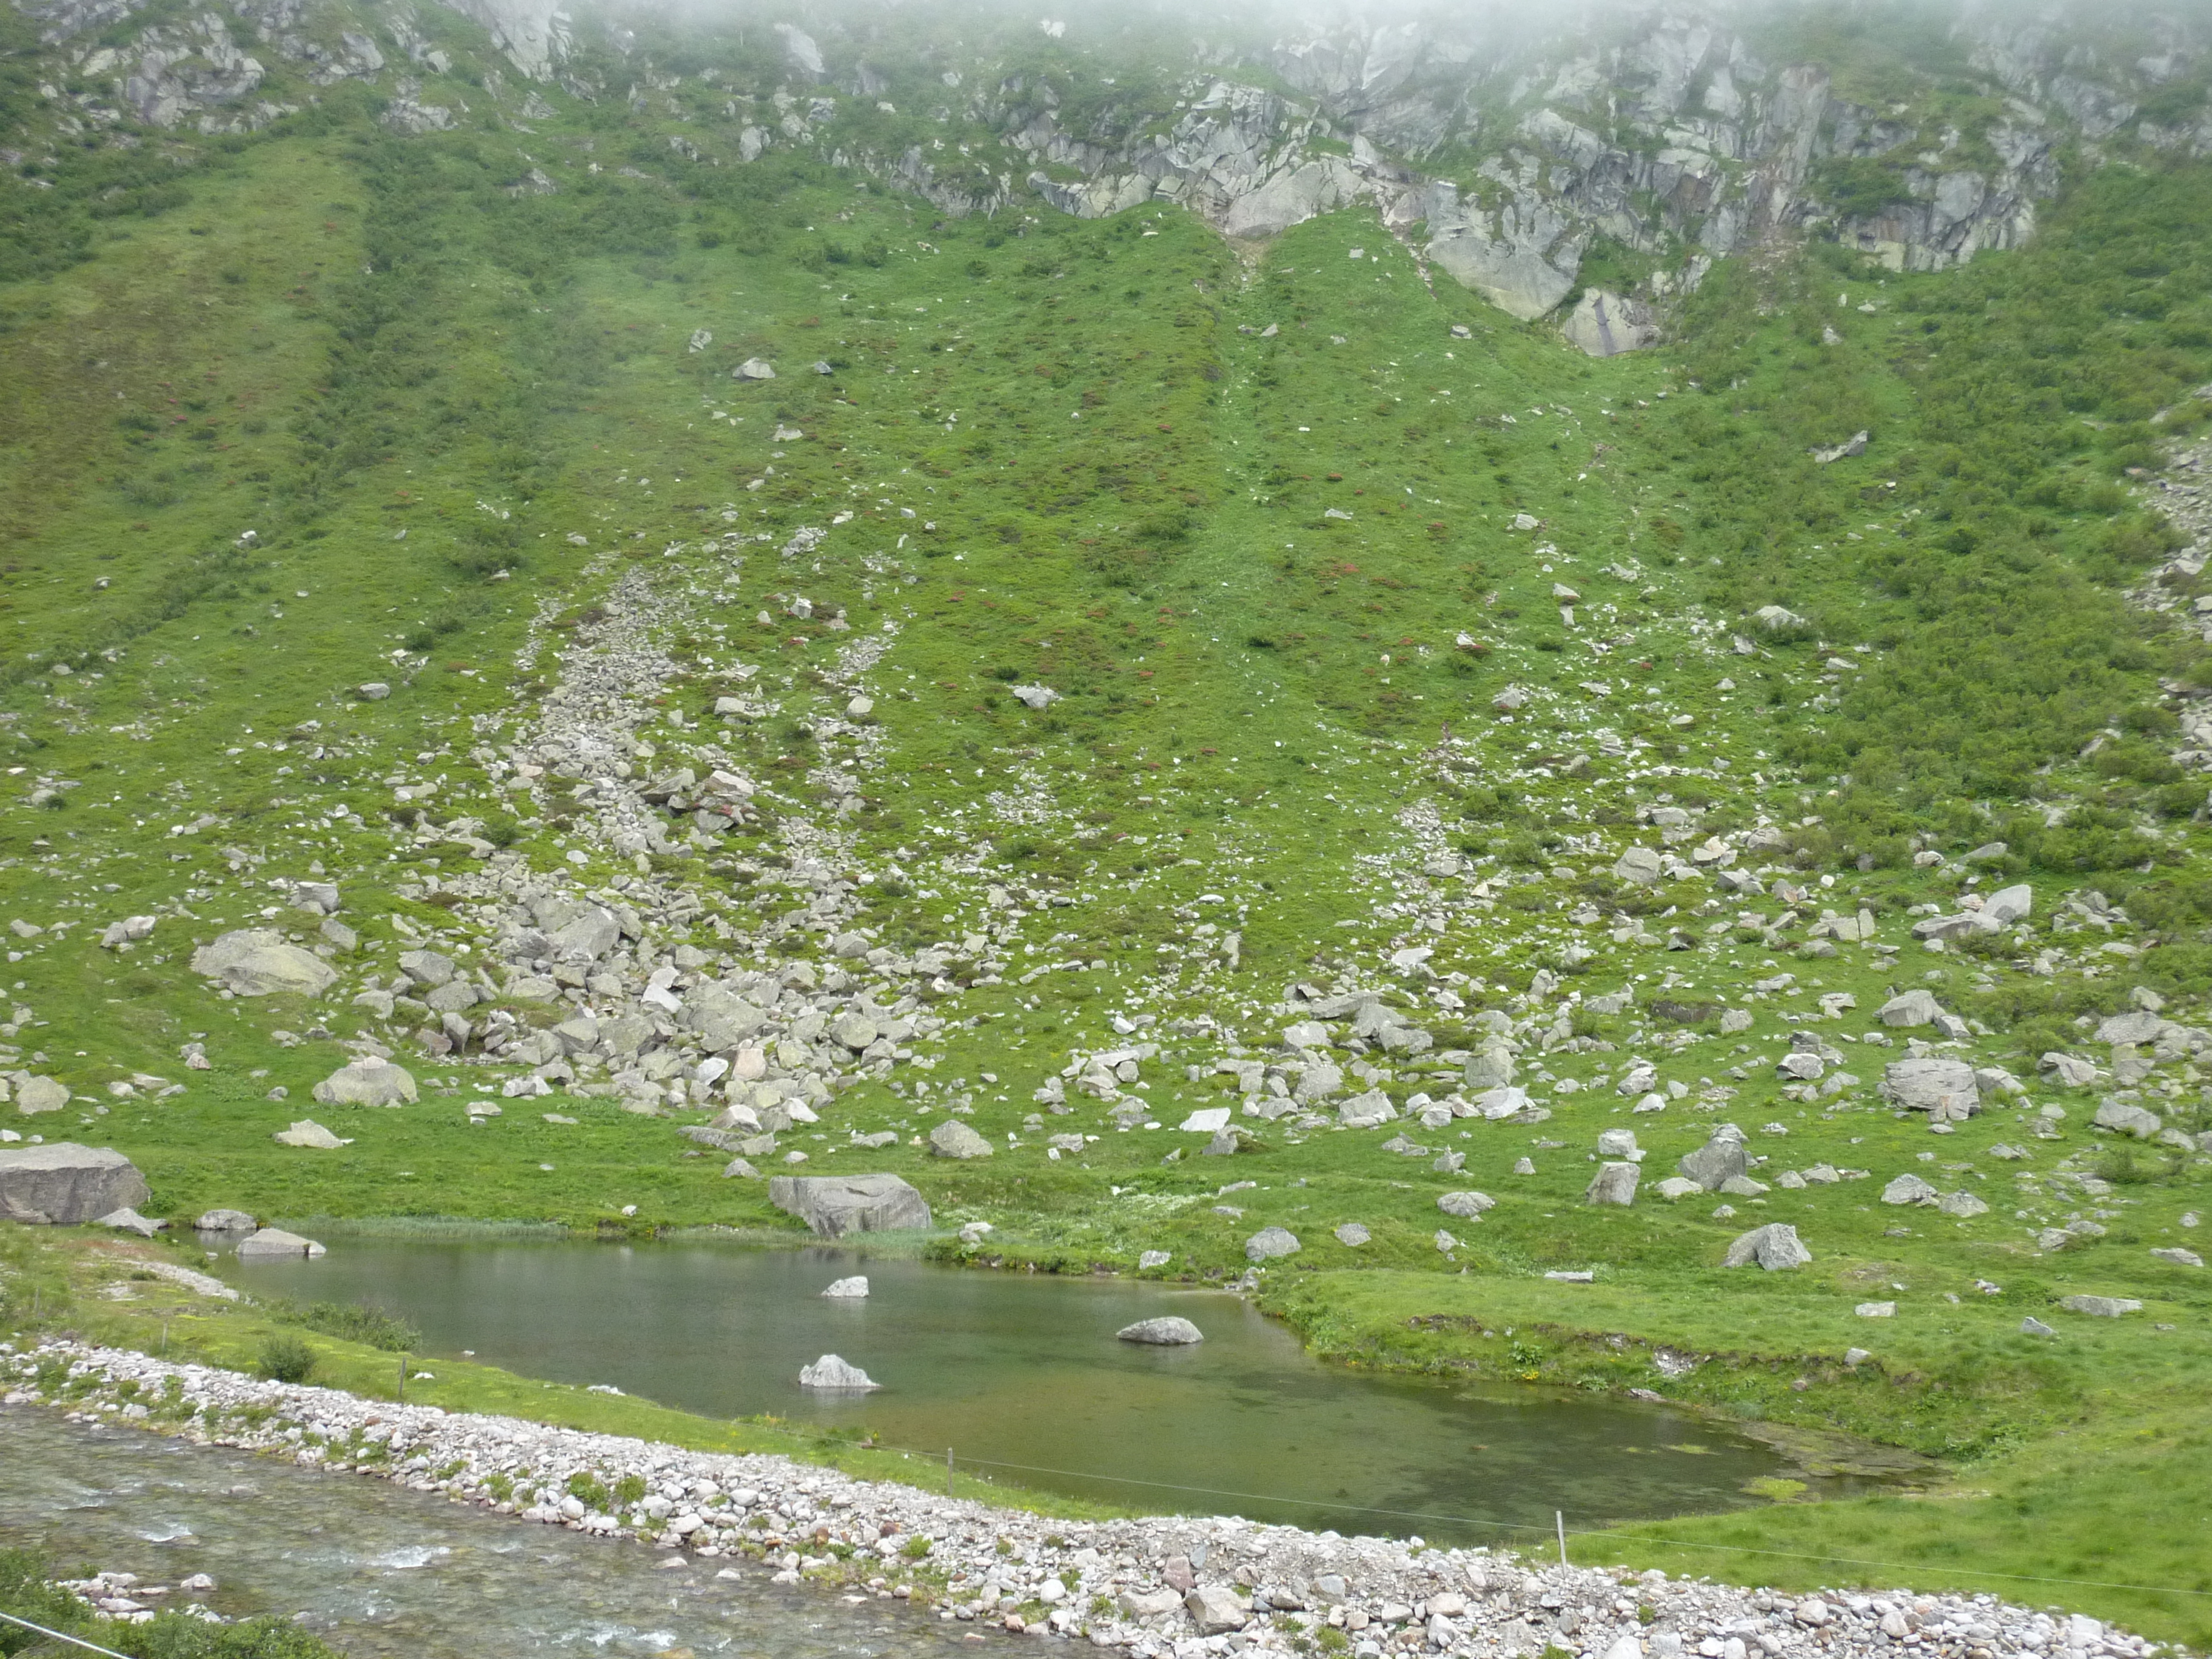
(1584, 1162, 1639, 1206)
(928, 1120, 993, 1159)
(0, 1143, 149, 1224)
(190, 930, 338, 999)
(1244, 1226, 1301, 1262)
(311, 1056, 418, 1107)
(768, 1173, 931, 1236)
(1721, 1223, 1811, 1270)
(1880, 1057, 1980, 1118)
(1677, 1130, 1748, 1191)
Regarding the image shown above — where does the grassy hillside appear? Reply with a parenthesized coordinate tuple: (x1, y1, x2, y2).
(4, 7, 2212, 1640)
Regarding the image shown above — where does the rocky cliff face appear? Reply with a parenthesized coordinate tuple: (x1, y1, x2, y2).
(6, 0, 2202, 334)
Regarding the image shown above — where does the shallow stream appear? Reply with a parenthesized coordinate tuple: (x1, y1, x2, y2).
(0, 1404, 974, 1658)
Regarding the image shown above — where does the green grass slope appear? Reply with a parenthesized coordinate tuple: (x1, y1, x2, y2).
(3, 19, 2212, 1640)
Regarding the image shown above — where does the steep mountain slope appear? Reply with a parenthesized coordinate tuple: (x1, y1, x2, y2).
(5, 0, 2212, 1634)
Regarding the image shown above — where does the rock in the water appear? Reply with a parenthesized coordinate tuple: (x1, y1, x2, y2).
(1722, 1222, 1811, 1271)
(272, 1119, 349, 1150)
(1117, 1316, 1204, 1346)
(768, 1173, 931, 1236)
(798, 1353, 879, 1389)
(235, 1227, 326, 1259)
(1437, 1190, 1495, 1219)
(310, 1056, 418, 1108)
(820, 1275, 870, 1299)
(928, 1120, 994, 1159)
(0, 1143, 150, 1224)
(95, 1206, 166, 1237)
(2059, 1295, 2141, 1318)
(1244, 1226, 1301, 1262)
(189, 930, 338, 998)
(1585, 1162, 1640, 1205)
(1333, 1221, 1370, 1247)
(195, 1208, 256, 1232)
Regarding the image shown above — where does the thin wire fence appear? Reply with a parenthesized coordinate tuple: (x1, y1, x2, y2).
(0, 1607, 136, 1657)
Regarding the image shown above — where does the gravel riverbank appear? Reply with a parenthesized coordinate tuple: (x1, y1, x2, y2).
(0, 1341, 2167, 1659)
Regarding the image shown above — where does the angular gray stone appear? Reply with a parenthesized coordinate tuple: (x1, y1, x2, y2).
(830, 1012, 879, 1050)
(1722, 1222, 1811, 1270)
(1982, 883, 2034, 924)
(2094, 1101, 2163, 1139)
(96, 1206, 166, 1237)
(2058, 1295, 2141, 1318)
(1333, 1221, 1370, 1247)
(1117, 1316, 1204, 1345)
(1436, 1190, 1495, 1219)
(1338, 1089, 1395, 1127)
(1584, 1162, 1640, 1206)
(1184, 1585, 1250, 1633)
(1937, 1190, 1991, 1218)
(733, 357, 777, 381)
(310, 1056, 417, 1108)
(190, 930, 338, 998)
(235, 1227, 326, 1259)
(1613, 846, 1663, 886)
(1879, 989, 1945, 1028)
(13, 1075, 69, 1114)
(272, 1118, 347, 1149)
(1561, 289, 1659, 357)
(820, 1275, 869, 1298)
(928, 1119, 993, 1159)
(1880, 1057, 1980, 1117)
(1244, 1225, 1301, 1262)
(797, 1353, 879, 1389)
(0, 1143, 149, 1224)
(1881, 1173, 1940, 1205)
(195, 1208, 256, 1232)
(768, 1173, 932, 1236)
(1677, 1134, 1748, 1191)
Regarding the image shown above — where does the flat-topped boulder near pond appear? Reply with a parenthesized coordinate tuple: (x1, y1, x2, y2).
(0, 1143, 149, 1224)
(768, 1173, 932, 1237)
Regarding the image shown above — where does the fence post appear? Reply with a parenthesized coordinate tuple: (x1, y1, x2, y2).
(1557, 1510, 1568, 1569)
(947, 1447, 954, 1498)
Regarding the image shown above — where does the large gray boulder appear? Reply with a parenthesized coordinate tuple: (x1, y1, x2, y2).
(1722, 1223, 1812, 1271)
(1585, 1162, 1640, 1206)
(1437, 1190, 1495, 1219)
(310, 1056, 417, 1108)
(0, 1143, 149, 1224)
(1880, 1057, 1980, 1118)
(2093, 1101, 2163, 1139)
(1881, 1173, 1939, 1206)
(769, 1173, 932, 1236)
(1677, 1131, 1748, 1191)
(235, 1227, 326, 1259)
(1117, 1316, 1204, 1346)
(1245, 1226, 1301, 1262)
(928, 1120, 993, 1160)
(12, 1075, 68, 1114)
(189, 930, 338, 998)
(798, 1353, 880, 1389)
(1879, 989, 1945, 1028)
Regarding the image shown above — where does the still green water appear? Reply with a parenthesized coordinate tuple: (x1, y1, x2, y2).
(228, 1238, 1829, 1539)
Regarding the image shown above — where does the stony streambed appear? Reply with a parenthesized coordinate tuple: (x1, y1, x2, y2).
(0, 1341, 2165, 1659)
